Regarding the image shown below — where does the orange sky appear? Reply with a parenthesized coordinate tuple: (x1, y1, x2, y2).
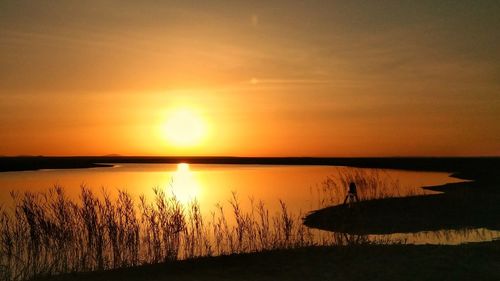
(1, 1, 499, 156)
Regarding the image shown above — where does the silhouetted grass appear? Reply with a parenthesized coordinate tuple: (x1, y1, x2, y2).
(0, 184, 351, 281)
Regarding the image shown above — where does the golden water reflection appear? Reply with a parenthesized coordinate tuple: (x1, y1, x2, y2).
(0, 164, 462, 207)
(170, 163, 202, 203)
(0, 163, 463, 219)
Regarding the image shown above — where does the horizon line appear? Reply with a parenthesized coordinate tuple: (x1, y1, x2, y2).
(2, 155, 499, 159)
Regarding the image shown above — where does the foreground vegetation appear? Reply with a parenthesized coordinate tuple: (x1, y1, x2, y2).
(0, 186, 321, 281)
(0, 169, 406, 281)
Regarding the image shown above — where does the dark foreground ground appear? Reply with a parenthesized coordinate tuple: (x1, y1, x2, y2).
(34, 241, 500, 281)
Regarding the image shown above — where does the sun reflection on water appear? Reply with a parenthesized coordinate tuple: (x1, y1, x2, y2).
(170, 163, 202, 203)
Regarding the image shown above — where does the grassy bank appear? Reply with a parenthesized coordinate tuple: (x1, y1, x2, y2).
(33, 241, 500, 281)
(304, 162, 500, 234)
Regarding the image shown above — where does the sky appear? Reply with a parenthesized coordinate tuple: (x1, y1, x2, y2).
(1, 0, 499, 156)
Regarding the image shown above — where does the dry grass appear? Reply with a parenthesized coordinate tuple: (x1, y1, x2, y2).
(0, 186, 332, 281)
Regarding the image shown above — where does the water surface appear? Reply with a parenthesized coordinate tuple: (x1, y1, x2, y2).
(2, 163, 497, 244)
(0, 163, 460, 212)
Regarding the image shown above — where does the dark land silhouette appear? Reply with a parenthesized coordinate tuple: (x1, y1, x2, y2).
(303, 158, 500, 234)
(33, 241, 500, 281)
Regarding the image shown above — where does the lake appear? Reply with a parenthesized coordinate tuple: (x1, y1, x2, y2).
(0, 163, 459, 210)
(0, 163, 498, 244)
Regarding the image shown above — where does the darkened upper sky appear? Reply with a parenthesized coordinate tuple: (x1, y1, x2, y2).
(1, 1, 499, 156)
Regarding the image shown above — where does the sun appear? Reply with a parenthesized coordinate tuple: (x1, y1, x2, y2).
(164, 109, 206, 147)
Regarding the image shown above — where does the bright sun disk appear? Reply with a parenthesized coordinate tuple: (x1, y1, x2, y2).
(164, 109, 205, 147)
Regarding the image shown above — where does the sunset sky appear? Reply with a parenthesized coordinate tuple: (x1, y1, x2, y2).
(1, 1, 499, 156)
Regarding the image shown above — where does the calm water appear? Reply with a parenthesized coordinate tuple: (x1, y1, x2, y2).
(0, 163, 459, 211)
(1, 163, 498, 244)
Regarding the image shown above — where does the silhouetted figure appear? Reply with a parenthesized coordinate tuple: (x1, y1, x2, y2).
(343, 181, 359, 206)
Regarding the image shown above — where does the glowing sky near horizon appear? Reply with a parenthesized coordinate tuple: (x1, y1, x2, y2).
(0, 1, 499, 156)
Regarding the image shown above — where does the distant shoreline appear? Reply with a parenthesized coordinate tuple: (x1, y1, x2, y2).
(1, 156, 499, 177)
